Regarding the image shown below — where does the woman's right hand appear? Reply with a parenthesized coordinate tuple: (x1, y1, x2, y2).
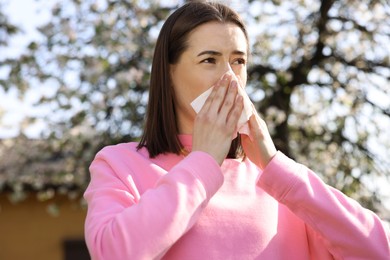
(192, 73, 243, 165)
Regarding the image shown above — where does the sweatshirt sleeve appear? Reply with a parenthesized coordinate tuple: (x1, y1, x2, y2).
(84, 149, 223, 260)
(257, 151, 390, 259)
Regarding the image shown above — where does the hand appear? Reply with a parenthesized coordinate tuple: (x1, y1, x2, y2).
(241, 104, 277, 169)
(192, 74, 243, 165)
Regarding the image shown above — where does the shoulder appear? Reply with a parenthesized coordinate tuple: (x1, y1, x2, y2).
(97, 141, 139, 154)
(93, 142, 150, 164)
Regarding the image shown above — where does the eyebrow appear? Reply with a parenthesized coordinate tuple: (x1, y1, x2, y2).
(197, 50, 246, 57)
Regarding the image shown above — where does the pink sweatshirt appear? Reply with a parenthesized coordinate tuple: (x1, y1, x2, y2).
(84, 135, 390, 259)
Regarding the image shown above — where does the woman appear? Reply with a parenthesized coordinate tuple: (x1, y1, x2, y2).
(84, 1, 390, 259)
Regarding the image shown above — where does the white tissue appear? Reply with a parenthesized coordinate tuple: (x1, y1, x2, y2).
(190, 74, 253, 139)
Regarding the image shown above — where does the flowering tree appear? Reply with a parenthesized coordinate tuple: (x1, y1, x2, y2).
(246, 0, 390, 212)
(0, 0, 389, 217)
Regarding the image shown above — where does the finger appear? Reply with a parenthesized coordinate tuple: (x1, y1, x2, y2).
(226, 95, 243, 127)
(199, 74, 230, 114)
(247, 113, 257, 130)
(248, 112, 266, 140)
(248, 102, 260, 119)
(236, 75, 244, 88)
(199, 86, 218, 115)
(218, 80, 238, 120)
(207, 73, 231, 114)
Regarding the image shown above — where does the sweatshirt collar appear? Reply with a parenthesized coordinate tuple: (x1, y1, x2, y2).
(178, 134, 192, 148)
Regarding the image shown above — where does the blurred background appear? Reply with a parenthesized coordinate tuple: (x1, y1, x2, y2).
(0, 0, 389, 259)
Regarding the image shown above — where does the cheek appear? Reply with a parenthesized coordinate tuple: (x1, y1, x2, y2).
(232, 69, 247, 87)
(172, 71, 216, 108)
(185, 72, 217, 99)
(241, 72, 247, 87)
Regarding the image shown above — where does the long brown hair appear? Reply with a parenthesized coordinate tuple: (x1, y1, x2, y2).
(137, 1, 249, 158)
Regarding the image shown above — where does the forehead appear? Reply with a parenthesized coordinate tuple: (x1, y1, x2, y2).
(186, 22, 248, 54)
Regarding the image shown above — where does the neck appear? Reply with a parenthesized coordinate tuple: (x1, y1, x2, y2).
(176, 112, 194, 134)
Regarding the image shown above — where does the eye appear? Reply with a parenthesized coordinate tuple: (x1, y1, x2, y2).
(232, 58, 246, 65)
(201, 58, 216, 64)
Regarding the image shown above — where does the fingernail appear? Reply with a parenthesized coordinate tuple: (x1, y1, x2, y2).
(230, 80, 237, 88)
(223, 74, 231, 81)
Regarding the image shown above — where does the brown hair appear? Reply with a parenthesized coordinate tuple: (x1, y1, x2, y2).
(137, 1, 249, 158)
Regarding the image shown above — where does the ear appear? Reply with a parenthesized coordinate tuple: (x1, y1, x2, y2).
(169, 63, 177, 74)
(169, 64, 176, 85)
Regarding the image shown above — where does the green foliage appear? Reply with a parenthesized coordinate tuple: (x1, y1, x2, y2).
(0, 0, 389, 216)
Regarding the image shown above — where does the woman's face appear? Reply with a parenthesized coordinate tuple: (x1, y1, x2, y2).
(170, 21, 248, 134)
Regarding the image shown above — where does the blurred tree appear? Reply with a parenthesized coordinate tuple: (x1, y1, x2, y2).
(0, 0, 389, 216)
(245, 0, 390, 211)
(0, 0, 175, 202)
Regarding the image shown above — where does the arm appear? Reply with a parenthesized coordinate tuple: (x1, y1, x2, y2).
(84, 71, 244, 260)
(258, 151, 390, 259)
(84, 150, 223, 260)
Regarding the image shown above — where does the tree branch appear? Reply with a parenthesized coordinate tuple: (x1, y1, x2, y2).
(248, 64, 277, 78)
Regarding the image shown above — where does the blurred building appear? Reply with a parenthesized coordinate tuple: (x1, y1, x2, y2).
(0, 193, 89, 260)
(0, 137, 90, 260)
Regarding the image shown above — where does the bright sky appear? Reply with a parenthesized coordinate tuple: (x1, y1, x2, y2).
(0, 0, 56, 138)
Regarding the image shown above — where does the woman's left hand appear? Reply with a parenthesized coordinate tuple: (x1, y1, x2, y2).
(241, 105, 277, 170)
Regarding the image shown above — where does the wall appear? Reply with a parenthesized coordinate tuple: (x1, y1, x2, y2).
(0, 193, 88, 260)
